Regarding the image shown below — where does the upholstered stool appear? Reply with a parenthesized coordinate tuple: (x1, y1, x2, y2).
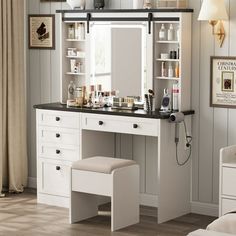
(70, 156, 140, 231)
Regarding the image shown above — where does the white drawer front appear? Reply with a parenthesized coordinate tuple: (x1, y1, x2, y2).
(222, 167, 236, 196)
(38, 143, 79, 162)
(38, 159, 70, 197)
(221, 198, 236, 215)
(82, 113, 159, 137)
(37, 110, 80, 129)
(38, 126, 79, 146)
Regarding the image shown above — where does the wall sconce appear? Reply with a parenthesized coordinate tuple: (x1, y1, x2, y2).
(198, 0, 228, 47)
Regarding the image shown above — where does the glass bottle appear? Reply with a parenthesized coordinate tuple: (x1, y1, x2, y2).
(159, 24, 166, 41)
(168, 24, 174, 41)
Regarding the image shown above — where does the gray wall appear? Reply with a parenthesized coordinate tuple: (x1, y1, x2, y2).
(27, 0, 236, 206)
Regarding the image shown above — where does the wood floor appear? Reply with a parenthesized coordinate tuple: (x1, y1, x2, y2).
(0, 190, 216, 236)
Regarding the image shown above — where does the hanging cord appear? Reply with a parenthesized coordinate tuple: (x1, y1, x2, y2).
(175, 120, 192, 166)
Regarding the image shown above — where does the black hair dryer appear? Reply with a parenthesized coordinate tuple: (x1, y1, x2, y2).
(94, 0, 105, 9)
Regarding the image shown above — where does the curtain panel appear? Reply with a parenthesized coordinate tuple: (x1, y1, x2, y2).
(0, 0, 28, 193)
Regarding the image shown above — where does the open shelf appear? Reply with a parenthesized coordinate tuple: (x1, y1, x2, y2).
(156, 58, 179, 62)
(66, 72, 86, 76)
(66, 39, 86, 42)
(66, 55, 85, 59)
(156, 40, 179, 44)
(155, 76, 180, 80)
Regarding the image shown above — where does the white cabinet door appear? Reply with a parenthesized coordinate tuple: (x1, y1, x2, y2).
(38, 159, 71, 197)
(222, 167, 236, 196)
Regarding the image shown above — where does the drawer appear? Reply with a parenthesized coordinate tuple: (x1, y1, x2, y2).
(82, 113, 159, 137)
(37, 109, 80, 129)
(38, 143, 80, 162)
(38, 126, 79, 146)
(221, 198, 236, 215)
(38, 159, 70, 197)
(222, 167, 236, 196)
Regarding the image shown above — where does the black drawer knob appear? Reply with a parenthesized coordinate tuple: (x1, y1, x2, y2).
(56, 117, 60, 121)
(56, 150, 61, 154)
(56, 133, 60, 138)
(133, 124, 138, 129)
(99, 121, 104, 126)
(56, 166, 61, 171)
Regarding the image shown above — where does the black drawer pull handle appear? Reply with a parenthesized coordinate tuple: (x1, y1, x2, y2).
(56, 150, 61, 154)
(133, 124, 138, 129)
(99, 121, 104, 126)
(56, 166, 61, 171)
(56, 117, 60, 121)
(56, 133, 60, 138)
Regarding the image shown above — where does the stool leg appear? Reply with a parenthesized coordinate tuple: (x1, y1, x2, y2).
(70, 191, 98, 224)
(111, 165, 140, 231)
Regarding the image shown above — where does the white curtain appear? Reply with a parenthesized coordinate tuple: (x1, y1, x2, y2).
(0, 0, 28, 193)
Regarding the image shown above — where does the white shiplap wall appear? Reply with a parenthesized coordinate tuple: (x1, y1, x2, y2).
(27, 0, 236, 207)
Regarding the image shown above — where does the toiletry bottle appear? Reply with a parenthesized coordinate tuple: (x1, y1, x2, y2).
(172, 83, 179, 111)
(159, 24, 166, 41)
(175, 62, 180, 78)
(68, 81, 76, 100)
(167, 24, 174, 41)
(161, 62, 167, 77)
(168, 63, 174, 78)
(68, 24, 75, 39)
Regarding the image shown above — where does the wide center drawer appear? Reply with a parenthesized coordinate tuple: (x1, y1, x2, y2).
(37, 109, 80, 129)
(81, 113, 159, 137)
(38, 143, 80, 162)
(38, 126, 80, 146)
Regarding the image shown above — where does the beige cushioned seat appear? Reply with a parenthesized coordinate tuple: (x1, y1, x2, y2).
(72, 156, 136, 174)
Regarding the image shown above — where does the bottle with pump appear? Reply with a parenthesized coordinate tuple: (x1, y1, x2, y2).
(159, 24, 166, 41)
(68, 81, 76, 100)
(167, 24, 174, 41)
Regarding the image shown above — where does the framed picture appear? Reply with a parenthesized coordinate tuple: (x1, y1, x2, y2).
(28, 14, 55, 49)
(210, 56, 236, 108)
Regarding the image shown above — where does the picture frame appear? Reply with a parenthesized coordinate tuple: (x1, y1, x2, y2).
(28, 14, 55, 50)
(210, 56, 236, 108)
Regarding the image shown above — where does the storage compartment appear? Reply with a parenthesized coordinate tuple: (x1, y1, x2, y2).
(38, 159, 70, 197)
(38, 143, 80, 162)
(221, 198, 236, 215)
(222, 167, 236, 196)
(37, 110, 80, 129)
(38, 126, 80, 146)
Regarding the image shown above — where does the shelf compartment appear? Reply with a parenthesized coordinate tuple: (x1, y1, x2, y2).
(66, 72, 86, 76)
(155, 76, 180, 80)
(66, 39, 86, 42)
(156, 58, 180, 62)
(156, 40, 179, 44)
(66, 56, 85, 59)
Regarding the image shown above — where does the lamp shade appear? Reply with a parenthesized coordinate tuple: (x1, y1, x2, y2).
(198, 0, 228, 21)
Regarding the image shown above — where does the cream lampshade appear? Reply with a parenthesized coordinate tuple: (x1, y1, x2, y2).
(198, 0, 228, 47)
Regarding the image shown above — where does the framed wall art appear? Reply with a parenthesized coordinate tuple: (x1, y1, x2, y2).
(28, 14, 55, 49)
(210, 56, 236, 108)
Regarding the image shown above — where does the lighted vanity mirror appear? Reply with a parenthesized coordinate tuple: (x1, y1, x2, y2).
(88, 22, 149, 100)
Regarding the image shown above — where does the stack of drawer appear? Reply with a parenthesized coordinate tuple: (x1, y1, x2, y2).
(36, 110, 80, 208)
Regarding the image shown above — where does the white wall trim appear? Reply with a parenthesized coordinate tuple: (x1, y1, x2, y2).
(191, 201, 219, 217)
(28, 177, 37, 189)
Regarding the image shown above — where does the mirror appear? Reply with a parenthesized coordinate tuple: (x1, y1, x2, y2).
(88, 22, 148, 100)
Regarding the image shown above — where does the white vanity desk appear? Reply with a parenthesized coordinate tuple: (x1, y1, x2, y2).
(35, 103, 194, 224)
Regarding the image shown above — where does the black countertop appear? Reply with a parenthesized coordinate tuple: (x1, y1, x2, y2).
(34, 103, 194, 119)
(56, 9, 194, 13)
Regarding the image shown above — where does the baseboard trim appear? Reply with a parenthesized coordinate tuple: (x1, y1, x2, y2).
(191, 201, 219, 217)
(28, 177, 37, 189)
